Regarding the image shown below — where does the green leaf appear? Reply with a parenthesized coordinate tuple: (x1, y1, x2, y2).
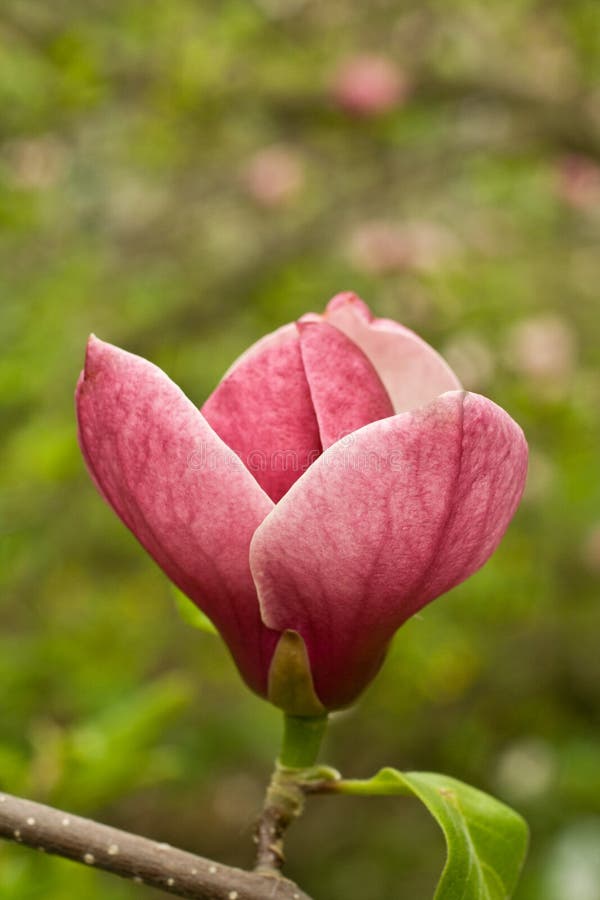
(171, 587, 219, 636)
(334, 768, 528, 900)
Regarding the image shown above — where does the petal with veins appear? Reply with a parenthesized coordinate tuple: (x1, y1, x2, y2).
(76, 336, 278, 696)
(202, 324, 321, 502)
(250, 391, 527, 708)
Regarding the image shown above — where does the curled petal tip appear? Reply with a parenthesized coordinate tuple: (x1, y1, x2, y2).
(83, 333, 109, 380)
(326, 291, 373, 321)
(296, 313, 322, 327)
(86, 333, 101, 352)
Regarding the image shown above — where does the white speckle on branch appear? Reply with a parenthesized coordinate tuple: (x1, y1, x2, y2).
(83, 853, 95, 865)
(107, 843, 119, 855)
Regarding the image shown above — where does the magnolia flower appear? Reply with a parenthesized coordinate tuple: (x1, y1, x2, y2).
(76, 293, 527, 714)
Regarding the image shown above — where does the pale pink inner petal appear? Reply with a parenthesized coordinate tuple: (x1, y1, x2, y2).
(202, 324, 322, 502)
(298, 318, 394, 448)
(250, 391, 527, 708)
(325, 292, 462, 413)
(77, 336, 279, 696)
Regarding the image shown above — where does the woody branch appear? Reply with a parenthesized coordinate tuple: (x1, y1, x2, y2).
(0, 791, 312, 900)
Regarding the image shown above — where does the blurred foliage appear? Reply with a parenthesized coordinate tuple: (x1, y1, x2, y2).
(1, 0, 600, 898)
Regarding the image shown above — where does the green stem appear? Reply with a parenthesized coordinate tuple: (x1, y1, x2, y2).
(279, 713, 328, 769)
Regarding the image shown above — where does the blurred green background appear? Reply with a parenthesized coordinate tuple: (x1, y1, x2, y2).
(1, 1, 600, 898)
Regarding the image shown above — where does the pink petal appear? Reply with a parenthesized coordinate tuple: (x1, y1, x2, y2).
(325, 292, 462, 413)
(250, 391, 527, 708)
(201, 324, 322, 502)
(76, 336, 278, 696)
(297, 318, 394, 449)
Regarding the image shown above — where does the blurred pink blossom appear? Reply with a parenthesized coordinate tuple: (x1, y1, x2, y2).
(349, 221, 411, 273)
(557, 155, 600, 210)
(349, 220, 459, 274)
(242, 144, 305, 208)
(330, 55, 409, 117)
(505, 314, 577, 384)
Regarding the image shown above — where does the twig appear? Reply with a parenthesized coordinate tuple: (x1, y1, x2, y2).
(0, 791, 312, 900)
(413, 71, 600, 160)
(254, 768, 306, 875)
(254, 763, 340, 876)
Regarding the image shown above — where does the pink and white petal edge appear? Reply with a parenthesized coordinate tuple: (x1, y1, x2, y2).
(325, 292, 462, 413)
